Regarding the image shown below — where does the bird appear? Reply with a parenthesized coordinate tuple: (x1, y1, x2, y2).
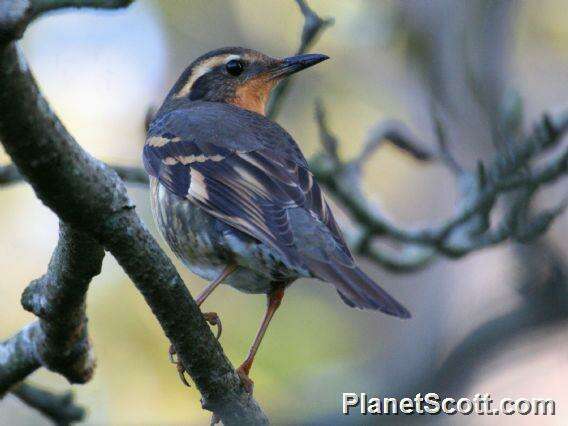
(143, 47, 410, 392)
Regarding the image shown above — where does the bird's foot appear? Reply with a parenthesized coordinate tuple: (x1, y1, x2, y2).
(169, 344, 190, 387)
(203, 311, 222, 339)
(236, 365, 254, 394)
(167, 311, 221, 387)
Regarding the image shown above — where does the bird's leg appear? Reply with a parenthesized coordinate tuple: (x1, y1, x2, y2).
(236, 287, 285, 394)
(170, 264, 237, 386)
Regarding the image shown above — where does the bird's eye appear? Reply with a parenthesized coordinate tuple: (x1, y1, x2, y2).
(226, 59, 245, 76)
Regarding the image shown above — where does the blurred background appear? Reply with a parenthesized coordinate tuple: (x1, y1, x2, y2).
(1, 0, 567, 424)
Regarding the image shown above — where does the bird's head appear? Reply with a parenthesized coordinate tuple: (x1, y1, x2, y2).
(167, 47, 328, 115)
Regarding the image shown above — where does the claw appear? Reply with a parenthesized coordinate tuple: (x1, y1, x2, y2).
(167, 312, 221, 387)
(169, 344, 191, 387)
(203, 312, 222, 339)
(177, 362, 191, 387)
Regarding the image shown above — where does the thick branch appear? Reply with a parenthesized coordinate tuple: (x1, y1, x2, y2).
(0, 35, 266, 426)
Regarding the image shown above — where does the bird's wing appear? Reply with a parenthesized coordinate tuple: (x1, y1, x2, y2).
(145, 148, 349, 266)
(144, 104, 409, 317)
(144, 104, 350, 263)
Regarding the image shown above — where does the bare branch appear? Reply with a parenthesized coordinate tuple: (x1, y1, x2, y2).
(0, 223, 103, 393)
(11, 382, 85, 425)
(1, 163, 148, 187)
(0, 325, 41, 393)
(348, 230, 435, 272)
(295, 0, 334, 52)
(112, 164, 149, 184)
(266, 0, 334, 119)
(0, 0, 133, 42)
(353, 118, 433, 168)
(311, 100, 568, 266)
(265, 1, 566, 271)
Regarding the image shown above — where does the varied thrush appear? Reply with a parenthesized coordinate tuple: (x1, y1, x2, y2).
(143, 47, 410, 392)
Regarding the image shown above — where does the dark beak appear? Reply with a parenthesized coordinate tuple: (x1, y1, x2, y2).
(268, 53, 329, 80)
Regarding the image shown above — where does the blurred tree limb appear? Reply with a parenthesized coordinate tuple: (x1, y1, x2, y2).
(11, 382, 85, 426)
(309, 103, 567, 267)
(267, 2, 567, 271)
(431, 242, 568, 396)
(386, 2, 568, 423)
(311, 2, 567, 422)
(0, 0, 267, 424)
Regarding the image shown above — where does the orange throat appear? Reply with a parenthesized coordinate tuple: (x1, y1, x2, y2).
(231, 79, 275, 115)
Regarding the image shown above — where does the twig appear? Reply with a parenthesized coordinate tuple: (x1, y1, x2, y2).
(314, 99, 339, 163)
(266, 0, 334, 119)
(354, 119, 433, 167)
(348, 229, 435, 273)
(431, 107, 463, 174)
(11, 382, 85, 426)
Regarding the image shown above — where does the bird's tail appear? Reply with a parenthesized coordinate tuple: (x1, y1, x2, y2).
(306, 259, 411, 318)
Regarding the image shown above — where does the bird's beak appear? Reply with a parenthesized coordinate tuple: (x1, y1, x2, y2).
(267, 53, 329, 80)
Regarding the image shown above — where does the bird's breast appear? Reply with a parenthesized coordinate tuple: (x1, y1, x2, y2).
(150, 178, 300, 293)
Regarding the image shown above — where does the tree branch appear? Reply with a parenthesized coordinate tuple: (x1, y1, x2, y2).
(310, 102, 568, 266)
(11, 382, 85, 426)
(0, 0, 133, 42)
(0, 223, 102, 394)
(354, 119, 433, 167)
(0, 1, 267, 424)
(0, 163, 149, 187)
